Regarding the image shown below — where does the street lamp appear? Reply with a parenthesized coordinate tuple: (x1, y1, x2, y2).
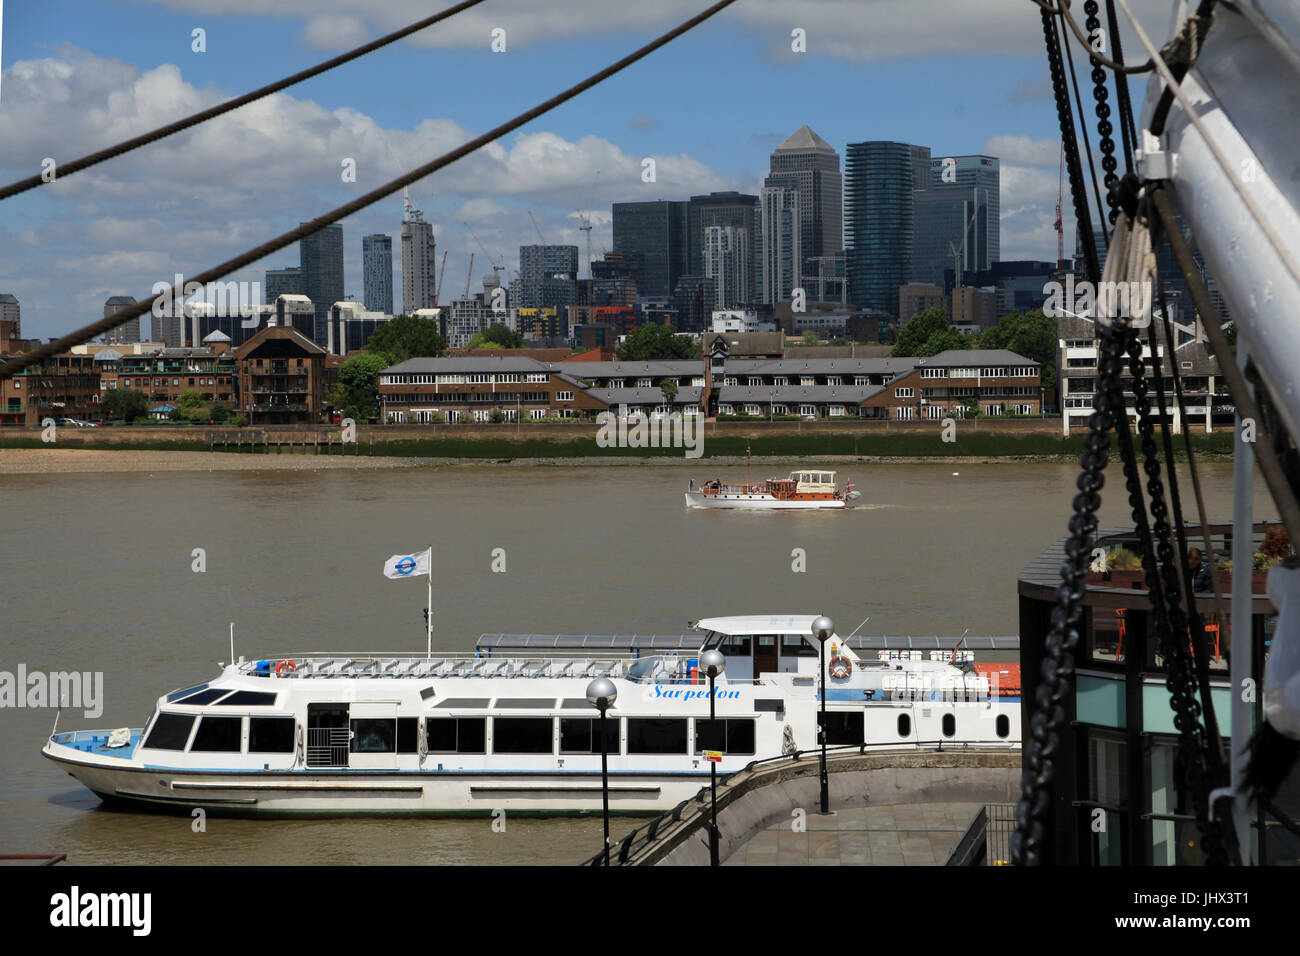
(812, 615, 835, 815)
(586, 676, 618, 866)
(700, 648, 726, 867)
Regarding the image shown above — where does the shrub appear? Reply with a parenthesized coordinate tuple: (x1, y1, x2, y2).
(1105, 546, 1143, 571)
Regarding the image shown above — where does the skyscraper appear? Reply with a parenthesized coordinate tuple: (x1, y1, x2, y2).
(759, 183, 801, 304)
(265, 267, 304, 304)
(103, 296, 140, 344)
(0, 293, 21, 338)
(362, 234, 394, 314)
(913, 155, 1001, 287)
(688, 192, 761, 303)
(300, 223, 344, 343)
(401, 213, 437, 315)
(844, 141, 931, 314)
(519, 245, 579, 309)
(703, 225, 750, 309)
(611, 200, 689, 298)
(767, 126, 842, 276)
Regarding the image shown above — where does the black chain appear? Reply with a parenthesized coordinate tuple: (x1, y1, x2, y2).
(1085, 1, 1120, 226)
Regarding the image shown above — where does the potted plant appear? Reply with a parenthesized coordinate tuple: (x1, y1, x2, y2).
(1086, 546, 1147, 589)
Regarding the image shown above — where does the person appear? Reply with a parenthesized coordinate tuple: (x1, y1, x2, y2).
(1189, 548, 1212, 592)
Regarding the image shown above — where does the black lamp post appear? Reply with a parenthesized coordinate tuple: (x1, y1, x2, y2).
(700, 648, 726, 867)
(586, 676, 617, 866)
(812, 615, 834, 815)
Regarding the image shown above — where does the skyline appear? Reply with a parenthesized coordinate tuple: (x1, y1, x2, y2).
(0, 0, 1157, 340)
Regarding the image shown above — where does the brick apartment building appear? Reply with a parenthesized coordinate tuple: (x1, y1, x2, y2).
(234, 326, 327, 425)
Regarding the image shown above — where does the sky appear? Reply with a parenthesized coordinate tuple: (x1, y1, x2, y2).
(0, 0, 1163, 341)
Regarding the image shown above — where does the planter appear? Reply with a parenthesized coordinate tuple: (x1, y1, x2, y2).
(1085, 569, 1147, 589)
(1213, 570, 1270, 595)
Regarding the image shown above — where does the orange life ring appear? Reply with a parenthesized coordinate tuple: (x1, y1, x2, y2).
(829, 655, 852, 679)
(275, 659, 297, 677)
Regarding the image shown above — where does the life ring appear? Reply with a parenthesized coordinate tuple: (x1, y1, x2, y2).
(828, 655, 852, 679)
(275, 659, 297, 678)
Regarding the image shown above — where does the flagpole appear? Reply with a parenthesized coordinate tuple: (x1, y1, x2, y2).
(426, 546, 433, 659)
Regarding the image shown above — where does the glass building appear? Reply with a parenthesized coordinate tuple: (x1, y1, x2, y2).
(688, 192, 761, 304)
(844, 142, 930, 315)
(299, 223, 344, 345)
(362, 234, 394, 315)
(611, 200, 689, 299)
(264, 266, 303, 305)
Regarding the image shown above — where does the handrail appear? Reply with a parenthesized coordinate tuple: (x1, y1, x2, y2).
(579, 738, 1019, 866)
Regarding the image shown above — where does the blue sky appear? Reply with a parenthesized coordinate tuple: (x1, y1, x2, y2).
(0, 0, 1153, 340)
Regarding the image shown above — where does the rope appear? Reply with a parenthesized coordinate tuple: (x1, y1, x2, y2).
(0, 0, 740, 380)
(0, 0, 488, 202)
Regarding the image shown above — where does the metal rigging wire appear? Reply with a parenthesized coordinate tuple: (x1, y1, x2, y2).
(1027, 0, 1154, 74)
(0, 0, 489, 202)
(0, 0, 741, 380)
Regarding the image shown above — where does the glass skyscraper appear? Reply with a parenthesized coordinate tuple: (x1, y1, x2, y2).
(611, 200, 689, 299)
(362, 234, 394, 315)
(913, 155, 1001, 288)
(300, 223, 344, 344)
(688, 192, 761, 304)
(767, 126, 842, 277)
(844, 141, 930, 315)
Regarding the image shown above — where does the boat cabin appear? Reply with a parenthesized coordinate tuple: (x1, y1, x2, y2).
(790, 471, 838, 494)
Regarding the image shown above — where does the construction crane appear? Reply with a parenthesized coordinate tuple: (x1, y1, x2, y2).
(434, 250, 448, 308)
(463, 222, 506, 279)
(380, 132, 414, 222)
(575, 170, 601, 280)
(1055, 141, 1065, 271)
(464, 252, 474, 299)
(527, 211, 546, 244)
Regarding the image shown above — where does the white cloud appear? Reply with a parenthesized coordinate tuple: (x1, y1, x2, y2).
(301, 14, 371, 50)
(983, 134, 1059, 169)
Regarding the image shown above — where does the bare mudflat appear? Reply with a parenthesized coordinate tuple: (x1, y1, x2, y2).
(0, 448, 433, 474)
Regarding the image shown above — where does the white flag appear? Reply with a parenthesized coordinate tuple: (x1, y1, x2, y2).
(384, 548, 431, 580)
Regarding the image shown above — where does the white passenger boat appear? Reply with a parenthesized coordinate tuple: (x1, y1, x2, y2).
(42, 615, 1019, 817)
(685, 470, 861, 510)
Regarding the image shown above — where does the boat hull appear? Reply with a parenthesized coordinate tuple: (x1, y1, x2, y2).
(685, 491, 847, 510)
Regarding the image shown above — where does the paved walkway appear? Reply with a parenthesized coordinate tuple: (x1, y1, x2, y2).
(722, 802, 982, 866)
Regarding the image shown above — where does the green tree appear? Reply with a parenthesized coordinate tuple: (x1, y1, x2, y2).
(177, 388, 204, 410)
(660, 377, 679, 408)
(801, 330, 819, 346)
(102, 387, 149, 422)
(975, 308, 1057, 388)
(468, 323, 524, 350)
(336, 351, 394, 421)
(365, 314, 446, 365)
(916, 327, 969, 357)
(890, 308, 951, 357)
(616, 323, 696, 361)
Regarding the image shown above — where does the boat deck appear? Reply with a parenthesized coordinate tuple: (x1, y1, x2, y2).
(51, 729, 143, 759)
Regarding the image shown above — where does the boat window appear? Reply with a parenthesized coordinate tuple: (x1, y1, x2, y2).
(561, 698, 596, 709)
(143, 712, 196, 750)
(627, 718, 688, 754)
(249, 716, 295, 753)
(493, 717, 553, 754)
(166, 683, 207, 703)
(996, 714, 1011, 739)
(942, 713, 956, 738)
(494, 698, 557, 709)
(176, 688, 233, 705)
(559, 717, 620, 754)
(350, 718, 396, 753)
(897, 713, 911, 737)
(822, 712, 865, 746)
(695, 718, 756, 755)
(426, 717, 486, 753)
(434, 698, 490, 709)
(217, 691, 278, 707)
(397, 717, 418, 754)
(718, 634, 752, 657)
(781, 635, 817, 657)
(190, 716, 243, 752)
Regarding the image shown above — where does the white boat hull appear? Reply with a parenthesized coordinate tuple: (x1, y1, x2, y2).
(685, 492, 848, 510)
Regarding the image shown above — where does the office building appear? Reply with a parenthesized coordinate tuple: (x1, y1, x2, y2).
(845, 141, 931, 315)
(264, 266, 304, 304)
(0, 293, 20, 339)
(611, 200, 689, 299)
(688, 192, 761, 303)
(518, 245, 579, 310)
(401, 213, 437, 315)
(362, 234, 394, 315)
(103, 296, 140, 344)
(300, 223, 344, 344)
(913, 155, 1001, 287)
(703, 225, 751, 310)
(759, 183, 801, 304)
(767, 126, 842, 275)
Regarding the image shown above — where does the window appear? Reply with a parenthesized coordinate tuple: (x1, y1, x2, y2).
(557, 390, 574, 401)
(800, 376, 815, 386)
(492, 717, 553, 754)
(695, 718, 756, 755)
(144, 713, 195, 750)
(896, 406, 914, 421)
(822, 712, 864, 745)
(828, 405, 845, 417)
(747, 377, 762, 386)
(855, 376, 868, 385)
(216, 691, 277, 707)
(350, 718, 396, 753)
(744, 404, 761, 416)
(191, 716, 243, 752)
(773, 376, 787, 386)
(897, 713, 911, 737)
(799, 404, 815, 417)
(718, 634, 752, 656)
(525, 373, 547, 383)
(249, 716, 295, 753)
(529, 408, 547, 419)
(996, 714, 1010, 739)
(894, 387, 914, 398)
(941, 713, 956, 738)
(177, 687, 232, 705)
(626, 718, 688, 754)
(426, 717, 486, 753)
(920, 367, 946, 378)
(781, 634, 816, 657)
(559, 718, 619, 754)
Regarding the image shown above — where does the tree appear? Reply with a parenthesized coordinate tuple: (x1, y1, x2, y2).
(916, 327, 968, 357)
(468, 323, 524, 350)
(890, 308, 951, 357)
(102, 387, 149, 422)
(177, 389, 204, 410)
(336, 351, 394, 421)
(975, 308, 1058, 388)
(616, 323, 696, 361)
(660, 378, 679, 410)
(801, 330, 819, 346)
(365, 314, 446, 364)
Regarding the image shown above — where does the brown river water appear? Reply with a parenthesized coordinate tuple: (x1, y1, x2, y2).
(0, 458, 1273, 864)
